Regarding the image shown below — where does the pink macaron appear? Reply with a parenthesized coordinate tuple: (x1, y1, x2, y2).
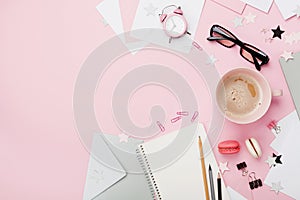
(218, 140, 240, 154)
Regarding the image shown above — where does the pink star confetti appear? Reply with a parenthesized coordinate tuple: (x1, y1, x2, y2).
(118, 133, 129, 143)
(261, 28, 269, 34)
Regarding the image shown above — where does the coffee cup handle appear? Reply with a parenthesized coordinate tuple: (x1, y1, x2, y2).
(272, 89, 283, 97)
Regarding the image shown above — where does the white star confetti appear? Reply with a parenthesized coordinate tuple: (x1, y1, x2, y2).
(271, 181, 284, 194)
(219, 162, 230, 174)
(280, 51, 294, 62)
(118, 133, 129, 143)
(90, 170, 104, 184)
(285, 34, 295, 45)
(244, 13, 256, 24)
(144, 3, 158, 16)
(284, 32, 300, 45)
(293, 5, 300, 18)
(206, 54, 218, 65)
(101, 18, 108, 26)
(233, 16, 244, 28)
(265, 156, 277, 168)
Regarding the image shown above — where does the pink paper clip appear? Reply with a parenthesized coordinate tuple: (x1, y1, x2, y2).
(192, 41, 202, 50)
(156, 121, 165, 132)
(267, 120, 281, 134)
(191, 111, 199, 122)
(176, 111, 189, 116)
(171, 116, 182, 123)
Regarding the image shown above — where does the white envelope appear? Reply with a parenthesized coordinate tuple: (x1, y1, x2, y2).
(83, 134, 126, 200)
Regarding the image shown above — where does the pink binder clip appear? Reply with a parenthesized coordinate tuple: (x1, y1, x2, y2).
(267, 120, 281, 134)
(191, 111, 199, 122)
(156, 121, 165, 132)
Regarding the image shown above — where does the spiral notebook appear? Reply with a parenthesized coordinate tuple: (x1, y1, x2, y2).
(136, 123, 230, 200)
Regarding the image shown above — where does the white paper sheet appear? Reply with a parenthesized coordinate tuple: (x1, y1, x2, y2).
(96, 0, 124, 35)
(131, 0, 205, 53)
(96, 0, 148, 53)
(265, 110, 300, 199)
(227, 187, 248, 200)
(240, 0, 273, 13)
(275, 0, 300, 20)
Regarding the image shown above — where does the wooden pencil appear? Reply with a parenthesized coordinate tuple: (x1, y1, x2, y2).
(198, 136, 210, 200)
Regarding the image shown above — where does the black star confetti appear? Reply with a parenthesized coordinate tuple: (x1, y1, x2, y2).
(271, 25, 285, 39)
(273, 153, 283, 165)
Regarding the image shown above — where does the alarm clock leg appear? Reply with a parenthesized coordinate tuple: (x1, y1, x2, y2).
(169, 37, 172, 43)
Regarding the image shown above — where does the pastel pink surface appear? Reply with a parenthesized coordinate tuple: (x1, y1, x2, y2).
(1, 1, 300, 200)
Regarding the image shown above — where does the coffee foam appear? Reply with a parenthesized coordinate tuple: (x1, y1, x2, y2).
(223, 74, 262, 118)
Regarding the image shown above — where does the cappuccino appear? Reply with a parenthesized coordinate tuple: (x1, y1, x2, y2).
(222, 74, 262, 117)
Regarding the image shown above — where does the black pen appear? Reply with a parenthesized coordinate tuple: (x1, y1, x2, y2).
(208, 164, 216, 200)
(217, 172, 222, 200)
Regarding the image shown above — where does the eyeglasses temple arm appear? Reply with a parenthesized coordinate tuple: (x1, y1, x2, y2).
(207, 36, 237, 43)
(243, 46, 269, 63)
(207, 36, 223, 41)
(252, 55, 261, 71)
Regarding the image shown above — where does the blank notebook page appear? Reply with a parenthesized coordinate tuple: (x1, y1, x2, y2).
(140, 123, 230, 200)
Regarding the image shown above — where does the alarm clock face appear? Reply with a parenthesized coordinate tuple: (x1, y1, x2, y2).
(164, 15, 187, 38)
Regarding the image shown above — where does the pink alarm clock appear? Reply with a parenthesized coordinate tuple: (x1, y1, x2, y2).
(159, 5, 191, 43)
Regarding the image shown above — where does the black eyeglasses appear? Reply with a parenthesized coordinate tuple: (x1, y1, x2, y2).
(207, 25, 269, 71)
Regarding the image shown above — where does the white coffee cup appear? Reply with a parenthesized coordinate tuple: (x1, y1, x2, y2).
(216, 68, 282, 124)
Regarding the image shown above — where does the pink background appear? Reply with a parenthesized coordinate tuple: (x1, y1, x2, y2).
(1, 0, 299, 199)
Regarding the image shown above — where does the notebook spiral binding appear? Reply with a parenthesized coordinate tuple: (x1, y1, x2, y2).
(136, 145, 162, 200)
